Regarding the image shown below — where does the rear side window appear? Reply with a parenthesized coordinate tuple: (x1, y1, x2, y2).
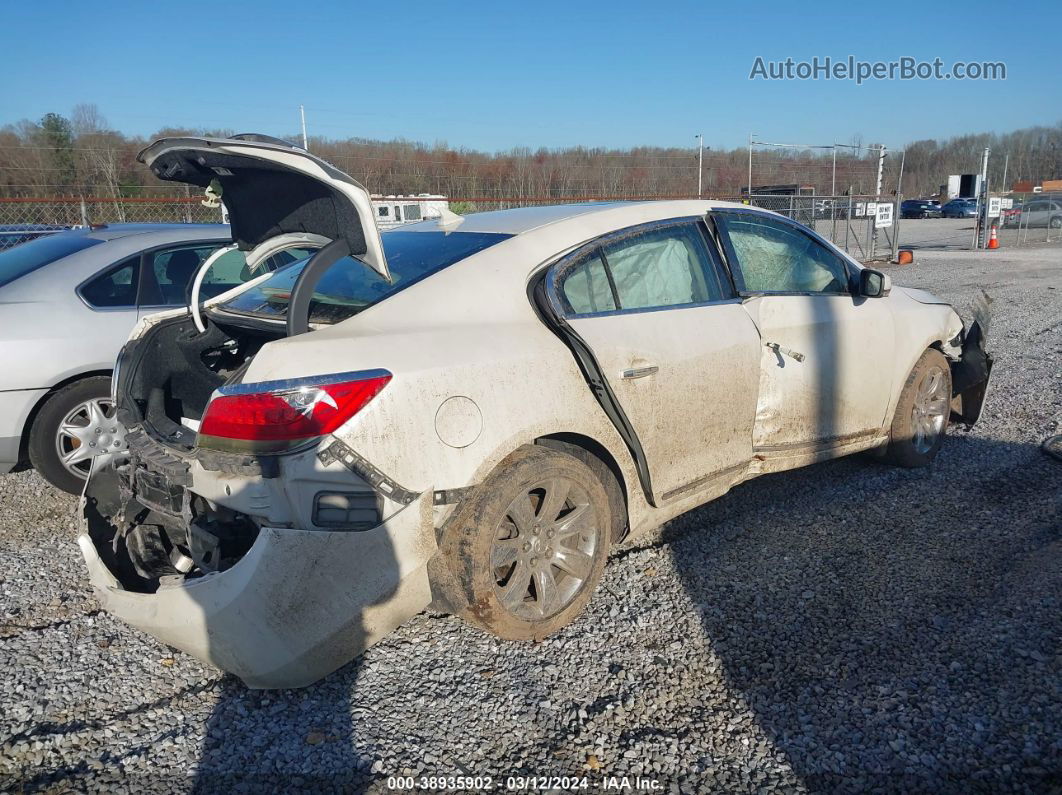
(561, 251, 617, 314)
(0, 233, 101, 289)
(603, 224, 723, 310)
(81, 256, 139, 308)
(557, 221, 725, 316)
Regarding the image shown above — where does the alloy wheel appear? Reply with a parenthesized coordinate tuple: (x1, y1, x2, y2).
(911, 366, 949, 454)
(54, 397, 127, 479)
(491, 477, 599, 620)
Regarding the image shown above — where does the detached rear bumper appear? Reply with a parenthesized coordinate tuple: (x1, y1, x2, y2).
(79, 473, 437, 689)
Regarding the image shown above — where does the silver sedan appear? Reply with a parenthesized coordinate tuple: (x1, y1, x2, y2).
(0, 224, 301, 493)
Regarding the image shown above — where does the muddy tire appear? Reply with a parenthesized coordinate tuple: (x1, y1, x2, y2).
(436, 445, 611, 641)
(885, 349, 952, 468)
(28, 376, 124, 495)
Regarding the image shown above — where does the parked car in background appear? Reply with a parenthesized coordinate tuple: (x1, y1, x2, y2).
(80, 135, 994, 689)
(1006, 198, 1062, 228)
(0, 223, 304, 493)
(900, 199, 943, 219)
(942, 199, 978, 218)
(0, 224, 71, 250)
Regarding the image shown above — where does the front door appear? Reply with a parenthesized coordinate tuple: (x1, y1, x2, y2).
(712, 210, 895, 451)
(551, 219, 761, 502)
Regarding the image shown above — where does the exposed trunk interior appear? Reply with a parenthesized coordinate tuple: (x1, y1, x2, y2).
(117, 314, 283, 450)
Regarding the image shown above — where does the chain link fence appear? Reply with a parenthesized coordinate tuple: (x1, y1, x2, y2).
(996, 192, 1062, 247)
(2, 193, 1058, 258)
(0, 196, 224, 227)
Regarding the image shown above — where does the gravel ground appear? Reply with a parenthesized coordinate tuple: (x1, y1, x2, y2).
(1, 244, 1060, 794)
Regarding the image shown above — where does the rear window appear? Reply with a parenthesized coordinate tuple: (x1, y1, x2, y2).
(219, 230, 511, 325)
(0, 233, 102, 288)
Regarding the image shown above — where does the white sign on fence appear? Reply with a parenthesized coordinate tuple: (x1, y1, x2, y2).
(987, 197, 1002, 218)
(875, 202, 893, 228)
(855, 202, 867, 217)
(865, 202, 878, 218)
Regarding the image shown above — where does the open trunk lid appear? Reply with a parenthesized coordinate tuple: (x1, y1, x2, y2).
(138, 134, 389, 280)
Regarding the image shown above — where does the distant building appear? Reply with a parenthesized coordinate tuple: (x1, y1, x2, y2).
(371, 194, 450, 228)
(740, 183, 815, 197)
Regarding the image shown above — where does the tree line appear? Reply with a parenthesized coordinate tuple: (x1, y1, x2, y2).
(1, 104, 1059, 202)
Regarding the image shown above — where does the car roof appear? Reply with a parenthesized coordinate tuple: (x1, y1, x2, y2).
(79, 223, 229, 242)
(396, 199, 751, 236)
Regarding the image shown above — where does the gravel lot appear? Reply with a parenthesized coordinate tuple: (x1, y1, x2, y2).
(1, 244, 1060, 793)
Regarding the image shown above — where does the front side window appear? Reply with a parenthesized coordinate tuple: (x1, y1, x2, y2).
(82, 256, 139, 308)
(198, 249, 252, 300)
(717, 213, 849, 294)
(404, 205, 422, 221)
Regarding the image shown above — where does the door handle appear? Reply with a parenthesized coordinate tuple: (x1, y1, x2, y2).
(766, 342, 806, 362)
(621, 365, 659, 380)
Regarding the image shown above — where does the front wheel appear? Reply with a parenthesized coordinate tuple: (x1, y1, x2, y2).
(437, 446, 611, 640)
(885, 349, 952, 468)
(28, 376, 126, 494)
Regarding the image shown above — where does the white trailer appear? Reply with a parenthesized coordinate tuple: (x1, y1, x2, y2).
(371, 194, 450, 228)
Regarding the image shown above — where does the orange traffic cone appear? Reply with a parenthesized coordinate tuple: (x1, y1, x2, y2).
(987, 225, 1000, 249)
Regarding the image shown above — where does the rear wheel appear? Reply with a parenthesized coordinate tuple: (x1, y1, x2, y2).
(437, 446, 611, 640)
(28, 376, 126, 494)
(885, 349, 952, 468)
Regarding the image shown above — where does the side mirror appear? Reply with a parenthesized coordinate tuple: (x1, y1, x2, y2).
(860, 268, 891, 298)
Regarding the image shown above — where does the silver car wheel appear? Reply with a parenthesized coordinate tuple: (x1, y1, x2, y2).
(491, 477, 599, 621)
(911, 366, 949, 454)
(55, 397, 126, 478)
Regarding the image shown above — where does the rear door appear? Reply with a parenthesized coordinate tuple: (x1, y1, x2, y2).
(549, 218, 760, 502)
(712, 210, 895, 453)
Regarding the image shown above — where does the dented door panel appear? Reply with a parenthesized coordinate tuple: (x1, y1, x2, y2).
(742, 294, 896, 450)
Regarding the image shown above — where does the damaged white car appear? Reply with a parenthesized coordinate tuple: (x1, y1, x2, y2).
(79, 135, 993, 688)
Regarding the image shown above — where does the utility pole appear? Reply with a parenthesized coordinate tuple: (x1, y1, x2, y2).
(870, 145, 886, 258)
(1001, 152, 1010, 193)
(974, 147, 990, 249)
(892, 149, 906, 263)
(696, 134, 704, 198)
(831, 145, 837, 199)
(747, 133, 754, 200)
(300, 105, 309, 151)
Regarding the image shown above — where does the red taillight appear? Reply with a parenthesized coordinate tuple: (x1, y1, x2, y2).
(197, 372, 391, 453)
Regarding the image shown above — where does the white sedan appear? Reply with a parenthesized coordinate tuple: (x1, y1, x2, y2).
(79, 136, 992, 688)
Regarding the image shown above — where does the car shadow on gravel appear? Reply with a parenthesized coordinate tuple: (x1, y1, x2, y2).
(189, 531, 401, 793)
(665, 434, 1061, 792)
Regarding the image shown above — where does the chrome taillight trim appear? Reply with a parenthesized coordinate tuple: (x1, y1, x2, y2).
(212, 368, 393, 400)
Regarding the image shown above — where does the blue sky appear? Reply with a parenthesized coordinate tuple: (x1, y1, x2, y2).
(3, 0, 1059, 152)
